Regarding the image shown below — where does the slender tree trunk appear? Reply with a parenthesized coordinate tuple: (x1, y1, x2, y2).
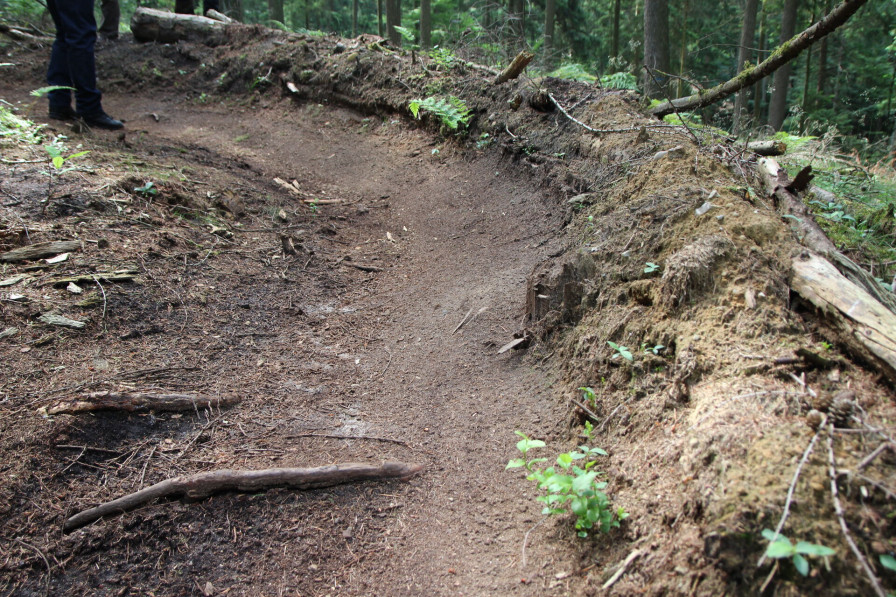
(420, 0, 431, 48)
(833, 34, 844, 110)
(352, 0, 358, 36)
(386, 0, 401, 45)
(544, 0, 556, 66)
(767, 0, 799, 130)
(733, 0, 759, 133)
(800, 16, 814, 132)
(753, 11, 767, 122)
(816, 0, 831, 102)
(174, 0, 194, 14)
(643, 0, 670, 98)
(377, 0, 383, 36)
(305, 0, 310, 29)
(676, 0, 688, 98)
(267, 0, 284, 23)
(611, 0, 621, 59)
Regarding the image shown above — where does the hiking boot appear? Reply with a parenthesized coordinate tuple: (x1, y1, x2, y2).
(81, 112, 124, 130)
(49, 106, 77, 121)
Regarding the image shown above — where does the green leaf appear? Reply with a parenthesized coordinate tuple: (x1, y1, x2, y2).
(30, 85, 74, 97)
(52, 156, 63, 169)
(795, 542, 835, 557)
(761, 529, 781, 542)
(67, 150, 89, 160)
(880, 554, 896, 571)
(557, 453, 573, 467)
(765, 540, 796, 559)
(572, 471, 598, 493)
(793, 553, 809, 576)
(409, 100, 421, 119)
(506, 459, 525, 469)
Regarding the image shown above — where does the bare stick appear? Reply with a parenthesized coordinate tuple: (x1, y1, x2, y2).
(286, 433, 412, 448)
(856, 442, 892, 471)
(548, 93, 686, 136)
(494, 51, 534, 84)
(602, 549, 643, 590)
(826, 423, 886, 597)
(757, 418, 826, 567)
(139, 445, 156, 489)
(64, 461, 424, 532)
(520, 517, 546, 568)
(41, 391, 241, 416)
(15, 539, 50, 595)
(452, 308, 474, 334)
(569, 397, 600, 424)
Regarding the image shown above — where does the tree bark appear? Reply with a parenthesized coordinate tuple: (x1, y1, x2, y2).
(386, 0, 401, 45)
(767, 0, 799, 130)
(0, 240, 80, 263)
(420, 0, 431, 49)
(494, 50, 534, 84)
(352, 0, 358, 37)
(650, 0, 868, 119)
(753, 11, 767, 122)
(733, 0, 759, 133)
(676, 0, 688, 98)
(643, 0, 670, 99)
(41, 391, 241, 416)
(544, 0, 556, 65)
(815, 0, 831, 102)
(611, 0, 621, 59)
(64, 461, 425, 532)
(174, 0, 194, 14)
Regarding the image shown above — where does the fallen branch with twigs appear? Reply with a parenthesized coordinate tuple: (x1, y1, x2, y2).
(40, 391, 241, 416)
(64, 461, 424, 532)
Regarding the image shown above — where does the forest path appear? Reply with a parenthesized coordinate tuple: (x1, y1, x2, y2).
(103, 92, 579, 594)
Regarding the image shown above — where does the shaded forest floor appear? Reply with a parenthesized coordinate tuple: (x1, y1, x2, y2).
(1, 25, 895, 596)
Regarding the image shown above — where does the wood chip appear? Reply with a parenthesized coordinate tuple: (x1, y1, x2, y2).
(497, 337, 527, 354)
(0, 240, 81, 263)
(38, 313, 86, 329)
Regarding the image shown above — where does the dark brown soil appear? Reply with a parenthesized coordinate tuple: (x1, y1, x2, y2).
(1, 26, 895, 597)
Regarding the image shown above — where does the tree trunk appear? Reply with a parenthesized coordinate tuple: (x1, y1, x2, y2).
(227, 0, 244, 21)
(611, 0, 621, 59)
(800, 21, 814, 132)
(643, 0, 670, 99)
(544, 0, 556, 66)
(377, 0, 383, 37)
(267, 0, 284, 23)
(174, 0, 194, 14)
(386, 0, 401, 45)
(753, 12, 767, 122)
(420, 0, 431, 48)
(352, 0, 358, 36)
(130, 7, 227, 44)
(733, 0, 759, 133)
(676, 0, 688, 98)
(767, 0, 799, 130)
(815, 0, 831, 101)
(650, 0, 868, 119)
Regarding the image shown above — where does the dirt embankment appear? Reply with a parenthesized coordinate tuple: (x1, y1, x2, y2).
(1, 19, 894, 596)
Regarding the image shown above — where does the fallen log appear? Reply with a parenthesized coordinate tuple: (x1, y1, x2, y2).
(759, 157, 896, 315)
(746, 140, 787, 156)
(494, 51, 534, 85)
(41, 391, 241, 416)
(130, 7, 228, 44)
(0, 24, 51, 46)
(64, 461, 424, 531)
(0, 240, 81, 263)
(791, 253, 896, 382)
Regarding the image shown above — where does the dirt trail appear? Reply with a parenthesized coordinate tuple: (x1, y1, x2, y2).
(3, 88, 582, 595)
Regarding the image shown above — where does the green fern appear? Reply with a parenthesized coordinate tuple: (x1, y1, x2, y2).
(549, 64, 597, 83)
(408, 95, 472, 131)
(600, 72, 639, 90)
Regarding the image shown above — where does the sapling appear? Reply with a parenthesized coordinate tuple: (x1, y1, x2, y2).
(761, 529, 835, 576)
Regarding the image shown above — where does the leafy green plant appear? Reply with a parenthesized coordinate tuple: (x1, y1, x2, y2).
(881, 554, 896, 572)
(600, 71, 638, 90)
(548, 63, 597, 83)
(408, 96, 472, 131)
(607, 341, 633, 361)
(643, 261, 660, 274)
(641, 343, 665, 355)
(507, 432, 628, 537)
(0, 104, 42, 145)
(428, 46, 457, 69)
(475, 132, 492, 149)
(761, 529, 835, 576)
(581, 420, 596, 443)
(45, 144, 88, 171)
(134, 181, 158, 197)
(579, 386, 597, 408)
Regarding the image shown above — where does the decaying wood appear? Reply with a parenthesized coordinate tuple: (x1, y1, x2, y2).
(45, 272, 137, 288)
(746, 140, 787, 156)
(205, 9, 234, 23)
(494, 51, 534, 85)
(38, 313, 86, 329)
(0, 24, 51, 46)
(791, 253, 896, 381)
(41, 391, 241, 416)
(64, 461, 424, 531)
(131, 7, 228, 44)
(0, 240, 81, 263)
(760, 158, 896, 315)
(650, 0, 869, 118)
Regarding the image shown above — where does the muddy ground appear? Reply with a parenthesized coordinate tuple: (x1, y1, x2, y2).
(1, 23, 895, 596)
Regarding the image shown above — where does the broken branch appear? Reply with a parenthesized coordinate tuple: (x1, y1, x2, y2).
(494, 51, 534, 84)
(41, 391, 241, 416)
(63, 461, 424, 531)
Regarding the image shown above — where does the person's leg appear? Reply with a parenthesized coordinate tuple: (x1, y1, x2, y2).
(45, 0, 74, 117)
(98, 0, 120, 39)
(52, 0, 103, 116)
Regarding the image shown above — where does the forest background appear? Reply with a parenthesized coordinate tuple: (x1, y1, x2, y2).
(3, 0, 895, 161)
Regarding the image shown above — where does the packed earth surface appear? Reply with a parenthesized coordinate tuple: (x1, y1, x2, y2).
(1, 20, 895, 597)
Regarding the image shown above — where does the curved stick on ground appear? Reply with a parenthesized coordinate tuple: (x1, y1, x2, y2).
(64, 461, 424, 532)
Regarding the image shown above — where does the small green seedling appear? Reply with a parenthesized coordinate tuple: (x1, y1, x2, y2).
(644, 262, 660, 274)
(761, 529, 835, 576)
(45, 144, 88, 171)
(507, 433, 628, 538)
(581, 420, 595, 442)
(607, 341, 633, 361)
(641, 343, 665, 355)
(134, 182, 158, 197)
(579, 386, 597, 407)
(881, 554, 896, 572)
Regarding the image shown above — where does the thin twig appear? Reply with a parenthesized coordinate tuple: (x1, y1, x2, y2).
(759, 560, 779, 594)
(826, 423, 886, 597)
(856, 442, 892, 471)
(547, 92, 685, 136)
(91, 274, 107, 322)
(602, 549, 643, 589)
(14, 539, 50, 595)
(520, 517, 546, 569)
(642, 65, 701, 146)
(139, 445, 156, 489)
(757, 417, 826, 567)
(285, 433, 412, 448)
(569, 397, 600, 424)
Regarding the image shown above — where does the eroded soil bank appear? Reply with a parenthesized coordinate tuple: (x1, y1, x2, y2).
(1, 24, 895, 596)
